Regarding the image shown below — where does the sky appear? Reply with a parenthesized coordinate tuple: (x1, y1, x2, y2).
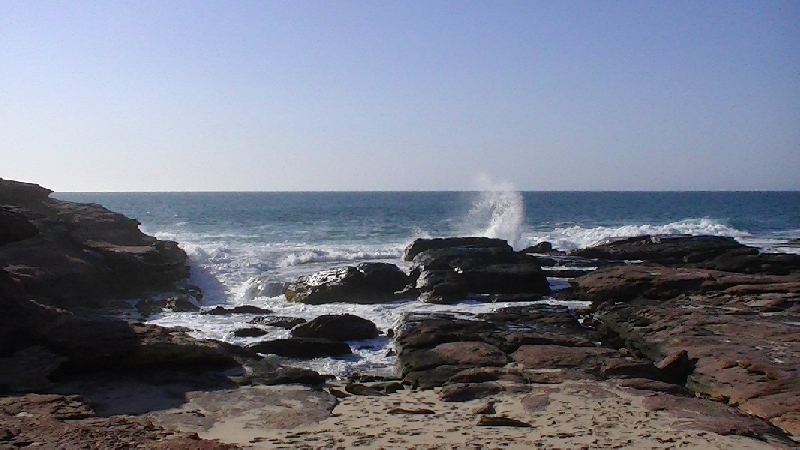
(1, 1, 798, 192)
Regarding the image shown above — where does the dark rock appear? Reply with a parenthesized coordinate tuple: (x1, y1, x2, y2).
(408, 244, 550, 303)
(235, 357, 330, 386)
(387, 407, 435, 414)
(201, 305, 273, 315)
(344, 383, 387, 396)
(476, 416, 532, 427)
(656, 350, 695, 384)
(0, 179, 189, 308)
(521, 241, 553, 253)
(600, 357, 663, 380)
(291, 314, 379, 341)
(439, 382, 505, 402)
(0, 346, 67, 392)
(394, 313, 495, 352)
(571, 265, 800, 305)
(248, 316, 307, 329)
(403, 365, 472, 390)
(285, 263, 408, 305)
(246, 338, 352, 358)
(402, 237, 512, 261)
(473, 401, 496, 414)
(233, 327, 268, 338)
(570, 235, 748, 264)
(0, 207, 39, 245)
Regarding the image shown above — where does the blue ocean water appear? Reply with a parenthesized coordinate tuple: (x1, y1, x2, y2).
(54, 190, 800, 376)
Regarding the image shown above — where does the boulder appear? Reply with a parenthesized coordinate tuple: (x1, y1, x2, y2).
(291, 314, 379, 341)
(521, 241, 553, 253)
(407, 243, 550, 304)
(285, 262, 408, 305)
(402, 236, 512, 261)
(247, 338, 352, 358)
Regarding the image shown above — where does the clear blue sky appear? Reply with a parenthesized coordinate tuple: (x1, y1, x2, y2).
(2, 1, 798, 191)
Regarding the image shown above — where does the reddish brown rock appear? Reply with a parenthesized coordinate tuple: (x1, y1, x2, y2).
(0, 178, 189, 309)
(585, 264, 800, 441)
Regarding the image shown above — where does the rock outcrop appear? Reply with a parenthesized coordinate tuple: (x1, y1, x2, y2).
(291, 314, 379, 341)
(0, 178, 189, 309)
(405, 238, 550, 304)
(570, 234, 800, 275)
(571, 263, 800, 440)
(285, 262, 408, 304)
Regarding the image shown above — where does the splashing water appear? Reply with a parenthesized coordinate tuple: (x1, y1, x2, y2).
(466, 175, 525, 249)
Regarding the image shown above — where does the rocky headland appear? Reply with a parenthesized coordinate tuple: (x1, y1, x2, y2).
(2, 178, 799, 448)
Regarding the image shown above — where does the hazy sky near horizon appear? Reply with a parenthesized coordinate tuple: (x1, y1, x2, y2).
(2, 1, 798, 192)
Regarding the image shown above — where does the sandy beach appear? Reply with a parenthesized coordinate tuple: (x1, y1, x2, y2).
(135, 378, 784, 449)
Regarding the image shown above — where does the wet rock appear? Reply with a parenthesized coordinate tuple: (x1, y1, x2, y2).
(233, 327, 268, 338)
(285, 263, 408, 305)
(246, 338, 352, 358)
(408, 244, 550, 304)
(344, 383, 387, 396)
(201, 305, 273, 315)
(291, 314, 379, 341)
(521, 241, 553, 253)
(402, 236, 512, 261)
(570, 235, 748, 264)
(248, 316, 307, 329)
(238, 358, 330, 385)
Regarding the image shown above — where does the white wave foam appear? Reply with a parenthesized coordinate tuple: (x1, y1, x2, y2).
(278, 246, 403, 267)
(464, 175, 525, 249)
(519, 218, 752, 250)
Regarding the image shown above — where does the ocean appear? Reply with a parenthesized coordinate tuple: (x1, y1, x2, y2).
(54, 190, 800, 377)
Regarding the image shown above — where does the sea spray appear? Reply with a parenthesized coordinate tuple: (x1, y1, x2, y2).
(464, 175, 525, 249)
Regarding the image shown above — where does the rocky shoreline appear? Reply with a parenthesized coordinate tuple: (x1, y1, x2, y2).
(2, 178, 799, 448)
